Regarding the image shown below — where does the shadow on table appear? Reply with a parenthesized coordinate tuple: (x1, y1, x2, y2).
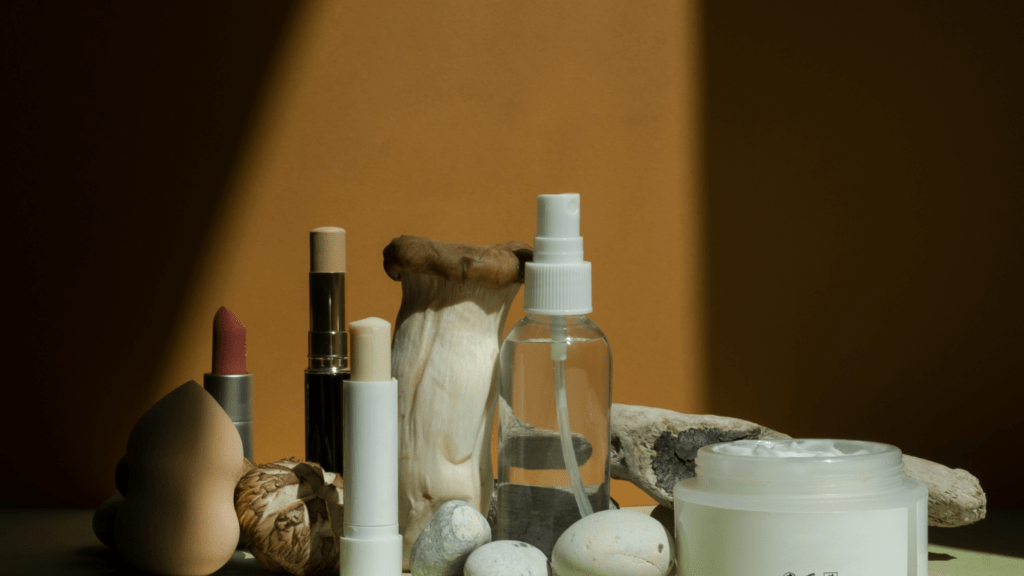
(929, 510, 1024, 559)
(71, 545, 269, 575)
(70, 545, 146, 574)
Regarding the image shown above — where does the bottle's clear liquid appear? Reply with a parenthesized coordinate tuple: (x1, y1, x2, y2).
(496, 314, 611, 558)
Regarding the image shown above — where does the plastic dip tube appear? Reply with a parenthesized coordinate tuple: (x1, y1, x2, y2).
(674, 439, 928, 576)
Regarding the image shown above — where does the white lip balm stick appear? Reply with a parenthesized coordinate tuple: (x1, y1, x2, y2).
(340, 317, 402, 576)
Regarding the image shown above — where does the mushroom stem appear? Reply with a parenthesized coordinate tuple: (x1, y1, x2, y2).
(390, 252, 525, 568)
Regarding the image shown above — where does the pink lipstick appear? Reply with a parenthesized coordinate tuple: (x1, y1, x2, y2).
(204, 306, 254, 459)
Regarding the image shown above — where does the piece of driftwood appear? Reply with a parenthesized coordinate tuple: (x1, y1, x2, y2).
(507, 403, 986, 528)
(607, 404, 986, 527)
(903, 454, 986, 527)
(498, 396, 593, 470)
(609, 404, 789, 506)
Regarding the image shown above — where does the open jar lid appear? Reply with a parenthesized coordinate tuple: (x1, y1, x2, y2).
(692, 439, 907, 496)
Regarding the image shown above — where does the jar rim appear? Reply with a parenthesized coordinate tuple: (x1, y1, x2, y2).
(693, 439, 906, 495)
(707, 438, 897, 460)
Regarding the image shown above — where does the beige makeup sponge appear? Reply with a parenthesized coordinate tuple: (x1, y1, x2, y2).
(114, 381, 247, 576)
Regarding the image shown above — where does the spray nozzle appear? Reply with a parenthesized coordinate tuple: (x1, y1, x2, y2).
(538, 193, 580, 238)
(524, 193, 593, 317)
(534, 193, 584, 265)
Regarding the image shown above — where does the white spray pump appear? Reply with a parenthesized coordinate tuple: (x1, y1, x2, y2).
(496, 193, 612, 557)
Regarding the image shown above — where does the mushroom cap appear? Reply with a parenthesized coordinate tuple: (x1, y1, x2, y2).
(383, 236, 532, 288)
(235, 458, 345, 575)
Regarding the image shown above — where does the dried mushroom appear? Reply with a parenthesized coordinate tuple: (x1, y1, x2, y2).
(235, 459, 344, 575)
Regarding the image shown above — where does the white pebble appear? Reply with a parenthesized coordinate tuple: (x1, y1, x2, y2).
(410, 500, 491, 576)
(551, 509, 673, 576)
(463, 540, 549, 576)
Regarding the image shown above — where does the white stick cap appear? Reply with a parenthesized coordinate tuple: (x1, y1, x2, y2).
(349, 317, 392, 382)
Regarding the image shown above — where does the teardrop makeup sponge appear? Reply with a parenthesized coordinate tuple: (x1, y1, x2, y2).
(115, 381, 247, 576)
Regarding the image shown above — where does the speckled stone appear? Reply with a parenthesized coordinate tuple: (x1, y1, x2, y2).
(551, 509, 674, 576)
(410, 500, 491, 576)
(463, 540, 550, 576)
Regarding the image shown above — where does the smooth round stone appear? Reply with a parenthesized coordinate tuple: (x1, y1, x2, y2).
(464, 540, 550, 576)
(411, 499, 492, 576)
(551, 509, 674, 576)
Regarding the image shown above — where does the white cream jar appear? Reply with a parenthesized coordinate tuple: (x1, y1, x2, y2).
(674, 439, 927, 576)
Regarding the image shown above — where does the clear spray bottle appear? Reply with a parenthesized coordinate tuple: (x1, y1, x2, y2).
(496, 193, 612, 557)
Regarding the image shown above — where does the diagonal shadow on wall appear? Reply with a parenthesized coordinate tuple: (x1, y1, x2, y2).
(2, 1, 303, 507)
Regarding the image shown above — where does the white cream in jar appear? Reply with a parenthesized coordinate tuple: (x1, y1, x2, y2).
(674, 439, 928, 576)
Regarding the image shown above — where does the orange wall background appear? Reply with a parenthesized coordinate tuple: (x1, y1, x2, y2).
(3, 0, 1021, 510)
(3, 0, 700, 509)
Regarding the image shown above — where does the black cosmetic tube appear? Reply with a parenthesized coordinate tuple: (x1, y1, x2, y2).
(305, 270, 349, 473)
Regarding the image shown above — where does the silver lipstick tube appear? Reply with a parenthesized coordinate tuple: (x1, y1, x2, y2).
(204, 372, 254, 459)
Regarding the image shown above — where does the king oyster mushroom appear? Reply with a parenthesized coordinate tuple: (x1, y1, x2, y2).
(383, 235, 531, 569)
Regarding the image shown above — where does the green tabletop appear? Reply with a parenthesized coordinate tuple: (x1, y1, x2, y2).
(1, 508, 1019, 575)
(927, 545, 1021, 576)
